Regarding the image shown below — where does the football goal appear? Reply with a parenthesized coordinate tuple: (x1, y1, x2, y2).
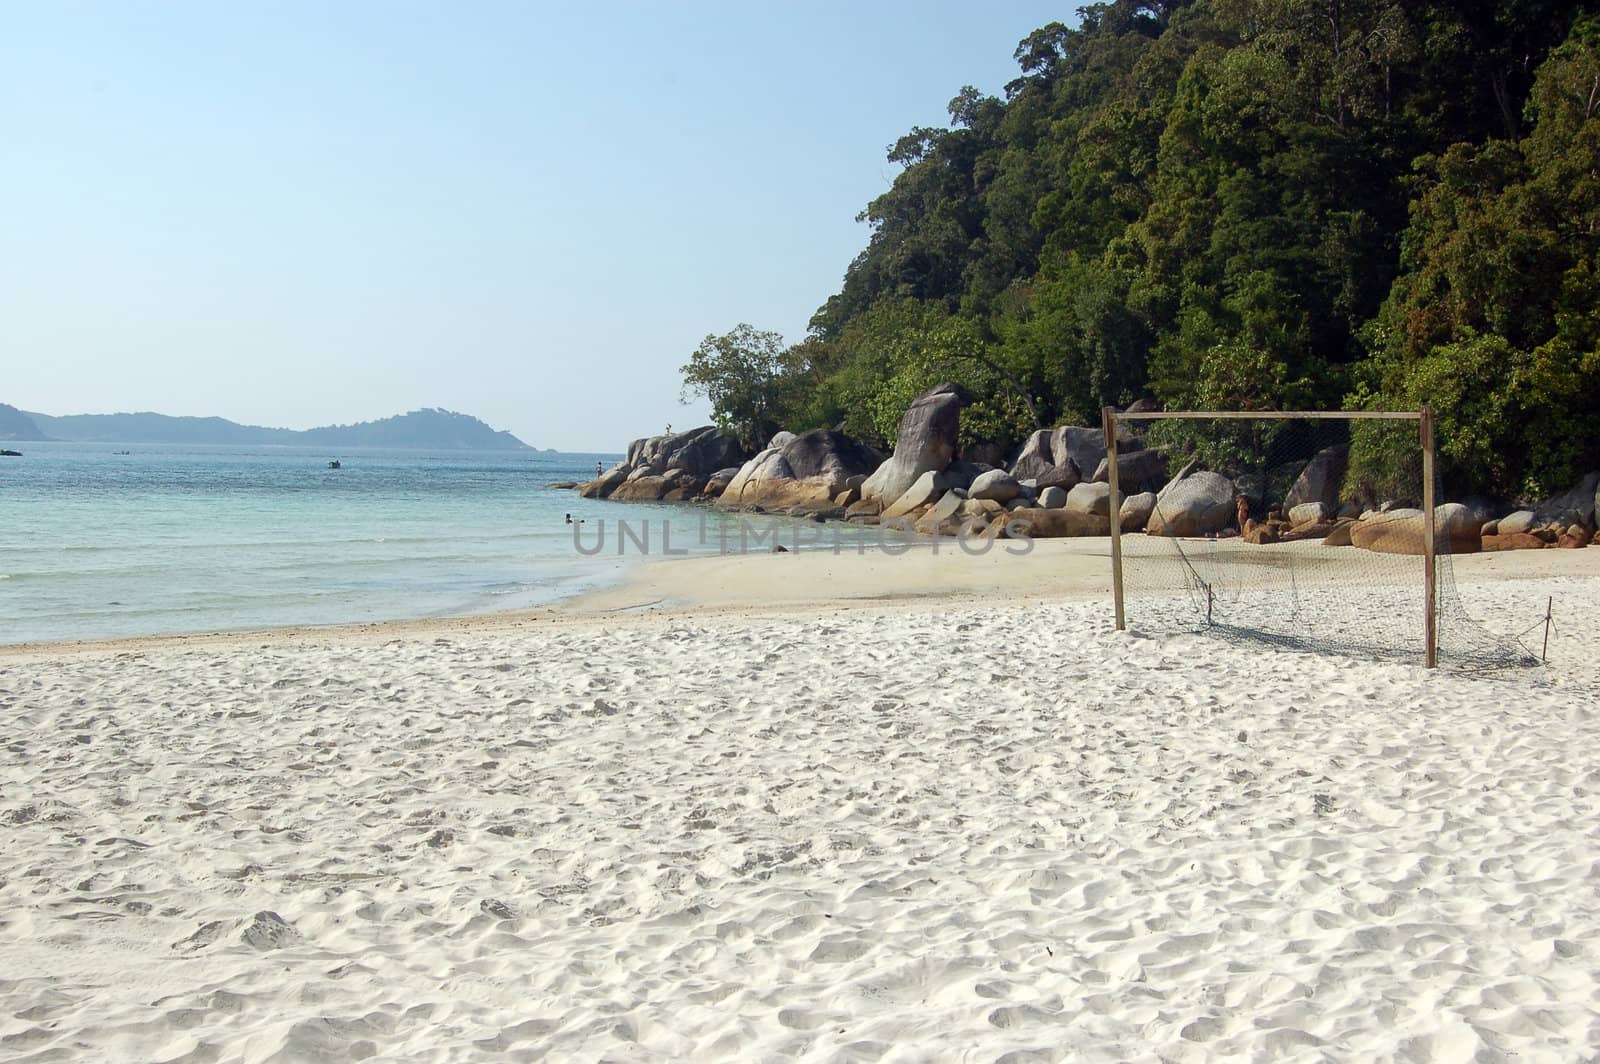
(1099, 407, 1534, 671)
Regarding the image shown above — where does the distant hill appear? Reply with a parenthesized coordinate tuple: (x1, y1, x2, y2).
(22, 407, 533, 450)
(0, 403, 52, 442)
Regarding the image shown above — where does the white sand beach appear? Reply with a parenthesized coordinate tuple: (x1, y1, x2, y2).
(3, 546, 1599, 1061)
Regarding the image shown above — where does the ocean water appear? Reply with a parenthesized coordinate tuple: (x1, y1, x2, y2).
(0, 443, 853, 645)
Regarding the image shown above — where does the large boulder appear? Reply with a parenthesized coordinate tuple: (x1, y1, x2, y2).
(1065, 482, 1112, 517)
(959, 497, 1006, 522)
(1120, 491, 1157, 532)
(1279, 521, 1335, 542)
(1009, 428, 1062, 482)
(1284, 445, 1349, 511)
(1351, 504, 1482, 555)
(963, 440, 1011, 468)
(1146, 471, 1236, 537)
(1038, 486, 1067, 509)
(1557, 525, 1592, 548)
(1287, 502, 1330, 528)
(1498, 510, 1538, 535)
(944, 461, 987, 491)
(914, 490, 967, 535)
(579, 465, 630, 499)
(1035, 459, 1082, 491)
(860, 383, 968, 504)
(1092, 448, 1168, 491)
(1533, 472, 1599, 530)
(716, 429, 882, 513)
(1002, 507, 1109, 538)
(703, 467, 741, 498)
(1483, 532, 1547, 551)
(1011, 426, 1137, 486)
(610, 474, 672, 501)
(883, 470, 950, 519)
(968, 469, 1022, 503)
(1323, 520, 1356, 547)
(627, 426, 748, 478)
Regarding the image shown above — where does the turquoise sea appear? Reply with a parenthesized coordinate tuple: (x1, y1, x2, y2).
(0, 444, 826, 645)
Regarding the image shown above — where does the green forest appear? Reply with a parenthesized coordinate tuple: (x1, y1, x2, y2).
(682, 0, 1600, 499)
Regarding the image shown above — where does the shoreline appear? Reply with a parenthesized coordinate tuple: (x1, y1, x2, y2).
(5, 535, 1596, 662)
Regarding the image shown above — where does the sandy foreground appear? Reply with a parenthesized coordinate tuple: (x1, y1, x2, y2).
(2, 544, 1600, 1061)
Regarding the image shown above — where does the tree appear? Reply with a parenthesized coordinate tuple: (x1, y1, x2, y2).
(1356, 15, 1600, 496)
(679, 325, 787, 448)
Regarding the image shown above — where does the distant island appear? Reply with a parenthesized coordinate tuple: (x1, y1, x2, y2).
(0, 403, 53, 442)
(2, 404, 535, 451)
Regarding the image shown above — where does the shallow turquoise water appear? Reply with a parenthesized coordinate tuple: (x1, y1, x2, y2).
(0, 443, 836, 644)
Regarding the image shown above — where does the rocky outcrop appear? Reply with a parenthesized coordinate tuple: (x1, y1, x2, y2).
(717, 429, 883, 513)
(1351, 504, 1482, 555)
(860, 383, 968, 504)
(1284, 445, 1349, 511)
(1147, 471, 1236, 537)
(581, 426, 751, 500)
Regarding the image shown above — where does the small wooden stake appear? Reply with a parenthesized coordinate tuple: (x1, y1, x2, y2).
(1543, 596, 1553, 662)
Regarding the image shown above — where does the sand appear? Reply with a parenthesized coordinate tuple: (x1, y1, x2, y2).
(2, 544, 1599, 1061)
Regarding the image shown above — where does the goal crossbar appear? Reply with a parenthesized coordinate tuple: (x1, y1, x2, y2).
(1101, 406, 1439, 668)
(1115, 410, 1422, 421)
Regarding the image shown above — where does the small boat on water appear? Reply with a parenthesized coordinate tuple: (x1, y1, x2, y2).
(0, 449, 22, 457)
(328, 459, 342, 469)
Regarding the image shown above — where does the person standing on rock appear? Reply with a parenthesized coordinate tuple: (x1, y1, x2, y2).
(596, 461, 603, 477)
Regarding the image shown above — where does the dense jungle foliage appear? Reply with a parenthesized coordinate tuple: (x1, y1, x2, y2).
(682, 1, 1600, 498)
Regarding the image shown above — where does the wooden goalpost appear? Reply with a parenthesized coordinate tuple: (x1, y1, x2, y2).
(1100, 406, 1438, 668)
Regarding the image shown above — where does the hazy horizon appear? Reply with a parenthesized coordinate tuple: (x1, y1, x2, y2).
(6, 1, 1068, 451)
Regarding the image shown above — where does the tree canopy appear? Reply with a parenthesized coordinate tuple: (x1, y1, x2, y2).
(685, 1, 1600, 497)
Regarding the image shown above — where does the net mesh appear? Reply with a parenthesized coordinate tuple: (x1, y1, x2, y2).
(1111, 414, 1537, 672)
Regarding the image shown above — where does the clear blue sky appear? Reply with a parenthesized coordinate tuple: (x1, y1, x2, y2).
(4, 1, 1070, 451)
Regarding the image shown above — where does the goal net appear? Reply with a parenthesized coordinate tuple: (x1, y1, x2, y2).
(1103, 409, 1536, 671)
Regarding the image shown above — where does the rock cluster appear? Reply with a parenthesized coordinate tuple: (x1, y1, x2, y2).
(573, 403, 1600, 555)
(579, 426, 752, 503)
